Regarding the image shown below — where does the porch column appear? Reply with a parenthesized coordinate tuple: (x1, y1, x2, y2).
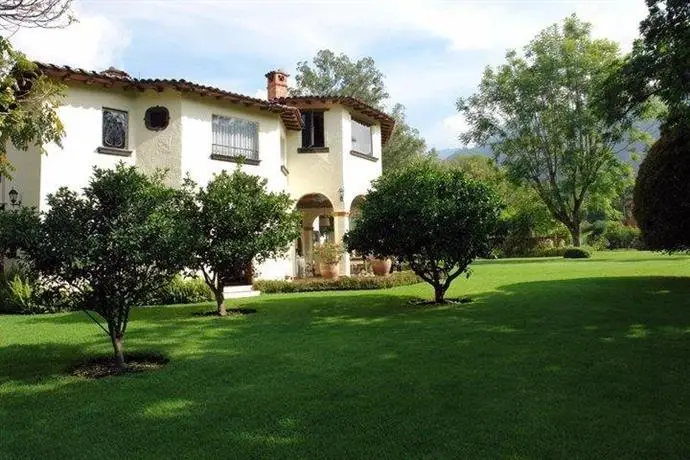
(333, 211, 350, 276)
(302, 225, 313, 272)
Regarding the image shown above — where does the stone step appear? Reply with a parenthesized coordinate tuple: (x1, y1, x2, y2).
(223, 284, 261, 299)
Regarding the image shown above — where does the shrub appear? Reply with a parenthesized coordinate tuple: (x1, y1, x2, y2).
(603, 222, 641, 249)
(148, 276, 215, 305)
(634, 128, 690, 251)
(584, 220, 610, 249)
(253, 271, 421, 294)
(313, 241, 343, 265)
(563, 247, 591, 259)
(345, 160, 503, 303)
(0, 263, 66, 314)
(526, 246, 569, 258)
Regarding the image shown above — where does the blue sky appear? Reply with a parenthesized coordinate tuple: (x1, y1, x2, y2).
(10, 0, 648, 151)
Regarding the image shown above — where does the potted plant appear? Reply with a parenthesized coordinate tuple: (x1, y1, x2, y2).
(313, 241, 343, 280)
(369, 256, 392, 277)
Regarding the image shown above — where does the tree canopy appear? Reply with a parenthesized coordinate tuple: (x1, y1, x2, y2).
(184, 168, 300, 316)
(345, 159, 503, 303)
(381, 103, 427, 171)
(458, 15, 645, 246)
(633, 127, 690, 252)
(27, 164, 193, 367)
(1, 38, 64, 176)
(605, 0, 690, 132)
(291, 49, 428, 172)
(291, 50, 389, 108)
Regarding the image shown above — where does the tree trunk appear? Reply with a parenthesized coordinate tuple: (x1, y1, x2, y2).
(215, 291, 226, 316)
(433, 284, 446, 304)
(111, 333, 125, 369)
(569, 226, 581, 247)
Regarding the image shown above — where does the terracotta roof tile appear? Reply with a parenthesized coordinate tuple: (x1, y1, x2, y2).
(35, 63, 397, 144)
(35, 62, 303, 131)
(272, 96, 395, 144)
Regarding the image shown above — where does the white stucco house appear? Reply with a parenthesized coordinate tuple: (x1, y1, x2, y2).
(2, 63, 395, 283)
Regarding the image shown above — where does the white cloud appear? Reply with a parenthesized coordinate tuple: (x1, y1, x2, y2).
(5, 0, 650, 149)
(9, 6, 130, 69)
(423, 113, 474, 151)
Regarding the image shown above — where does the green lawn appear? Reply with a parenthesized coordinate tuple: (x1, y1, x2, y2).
(2, 251, 690, 459)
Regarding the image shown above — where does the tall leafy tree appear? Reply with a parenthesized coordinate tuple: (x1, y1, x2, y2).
(346, 159, 503, 303)
(448, 154, 563, 255)
(1, 38, 64, 176)
(27, 165, 193, 368)
(458, 15, 645, 246)
(382, 103, 427, 171)
(291, 49, 389, 108)
(291, 49, 427, 172)
(185, 169, 300, 316)
(605, 0, 689, 132)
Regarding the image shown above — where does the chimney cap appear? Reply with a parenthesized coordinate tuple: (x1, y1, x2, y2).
(265, 69, 289, 78)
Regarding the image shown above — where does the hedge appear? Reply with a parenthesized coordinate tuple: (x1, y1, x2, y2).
(563, 247, 591, 259)
(253, 271, 421, 294)
(148, 276, 215, 305)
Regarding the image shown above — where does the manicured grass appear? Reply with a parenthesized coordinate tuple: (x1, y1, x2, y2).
(2, 250, 690, 458)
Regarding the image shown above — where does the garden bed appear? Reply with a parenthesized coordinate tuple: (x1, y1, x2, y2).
(253, 270, 421, 293)
(70, 352, 169, 379)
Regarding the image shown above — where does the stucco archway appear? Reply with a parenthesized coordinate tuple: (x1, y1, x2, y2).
(295, 193, 334, 277)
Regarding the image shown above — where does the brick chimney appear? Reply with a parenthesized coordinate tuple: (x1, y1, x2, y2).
(265, 69, 289, 100)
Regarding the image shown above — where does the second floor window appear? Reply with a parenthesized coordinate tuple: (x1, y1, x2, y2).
(351, 119, 372, 155)
(102, 108, 128, 149)
(301, 111, 325, 148)
(212, 115, 259, 160)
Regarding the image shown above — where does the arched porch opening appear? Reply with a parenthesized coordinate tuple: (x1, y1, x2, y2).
(295, 193, 334, 278)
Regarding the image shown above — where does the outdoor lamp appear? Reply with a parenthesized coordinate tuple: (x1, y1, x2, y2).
(8, 188, 19, 205)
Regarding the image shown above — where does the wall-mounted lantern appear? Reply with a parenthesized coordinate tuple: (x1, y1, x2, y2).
(1, 187, 22, 211)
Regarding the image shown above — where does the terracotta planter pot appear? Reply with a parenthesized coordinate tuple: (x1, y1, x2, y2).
(319, 262, 340, 280)
(371, 258, 392, 276)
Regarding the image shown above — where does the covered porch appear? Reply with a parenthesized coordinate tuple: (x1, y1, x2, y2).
(294, 193, 366, 278)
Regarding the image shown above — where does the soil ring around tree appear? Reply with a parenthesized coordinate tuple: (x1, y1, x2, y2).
(192, 308, 257, 317)
(408, 297, 473, 306)
(70, 352, 169, 379)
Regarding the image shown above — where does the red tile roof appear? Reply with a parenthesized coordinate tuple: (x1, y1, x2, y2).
(35, 62, 303, 131)
(35, 63, 396, 144)
(272, 96, 395, 144)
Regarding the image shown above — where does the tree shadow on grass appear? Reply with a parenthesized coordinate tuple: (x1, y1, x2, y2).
(3, 277, 690, 458)
(0, 342, 97, 384)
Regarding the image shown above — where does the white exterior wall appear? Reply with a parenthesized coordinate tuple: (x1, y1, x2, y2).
(5, 84, 185, 210)
(4, 84, 384, 281)
(4, 144, 42, 209)
(287, 106, 346, 208)
(341, 111, 382, 210)
(39, 85, 138, 210)
(180, 95, 292, 280)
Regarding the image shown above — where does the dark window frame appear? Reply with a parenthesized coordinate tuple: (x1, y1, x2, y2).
(301, 110, 326, 149)
(144, 106, 170, 131)
(101, 107, 129, 151)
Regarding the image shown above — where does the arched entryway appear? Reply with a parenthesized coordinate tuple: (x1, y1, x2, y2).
(295, 193, 334, 277)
